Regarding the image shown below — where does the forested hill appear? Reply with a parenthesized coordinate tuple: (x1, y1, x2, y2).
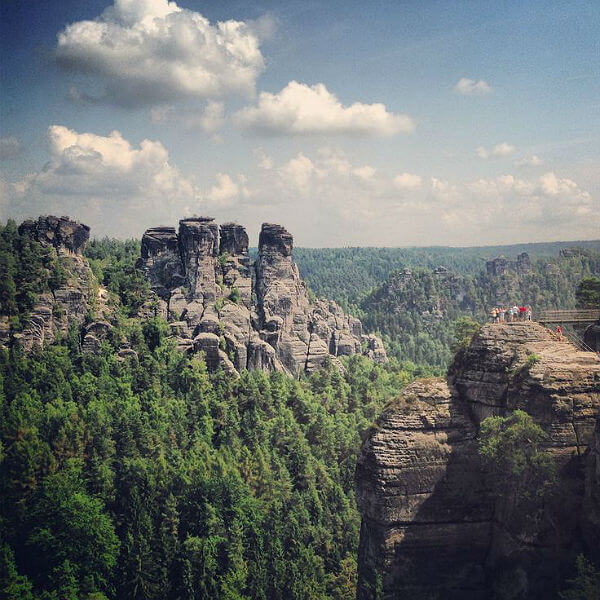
(294, 243, 600, 367)
(293, 240, 600, 311)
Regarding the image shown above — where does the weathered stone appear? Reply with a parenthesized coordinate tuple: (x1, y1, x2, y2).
(178, 217, 219, 302)
(219, 222, 249, 256)
(82, 321, 112, 354)
(357, 322, 600, 600)
(137, 226, 185, 297)
(135, 218, 385, 376)
(18, 215, 90, 255)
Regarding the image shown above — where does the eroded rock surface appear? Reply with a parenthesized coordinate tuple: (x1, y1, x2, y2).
(357, 323, 600, 599)
(9, 216, 94, 351)
(137, 218, 386, 375)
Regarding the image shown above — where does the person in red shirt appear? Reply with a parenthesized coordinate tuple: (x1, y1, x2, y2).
(519, 306, 526, 320)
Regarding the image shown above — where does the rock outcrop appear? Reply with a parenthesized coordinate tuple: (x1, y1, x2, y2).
(9, 216, 94, 351)
(137, 218, 386, 376)
(357, 322, 600, 599)
(18, 215, 90, 255)
(486, 252, 531, 277)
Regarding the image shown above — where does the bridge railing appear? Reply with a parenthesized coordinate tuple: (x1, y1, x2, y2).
(536, 309, 600, 324)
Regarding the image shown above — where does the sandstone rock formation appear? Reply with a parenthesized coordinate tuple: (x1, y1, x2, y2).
(9, 216, 94, 351)
(137, 218, 386, 376)
(357, 322, 600, 599)
(486, 252, 531, 277)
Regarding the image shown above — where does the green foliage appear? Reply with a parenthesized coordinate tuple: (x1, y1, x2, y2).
(525, 352, 540, 369)
(576, 276, 600, 308)
(0, 220, 66, 317)
(84, 238, 149, 315)
(450, 316, 481, 354)
(218, 252, 230, 267)
(478, 411, 559, 539)
(478, 411, 555, 500)
(0, 331, 414, 599)
(229, 287, 241, 304)
(559, 555, 600, 600)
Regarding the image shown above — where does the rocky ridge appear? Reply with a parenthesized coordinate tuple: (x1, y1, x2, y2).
(137, 218, 386, 375)
(356, 322, 600, 599)
(0, 216, 96, 351)
(1, 215, 386, 375)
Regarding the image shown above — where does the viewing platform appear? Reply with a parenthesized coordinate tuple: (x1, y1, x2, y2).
(536, 309, 600, 325)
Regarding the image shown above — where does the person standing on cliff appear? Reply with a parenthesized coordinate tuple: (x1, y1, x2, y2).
(498, 307, 506, 322)
(490, 307, 498, 323)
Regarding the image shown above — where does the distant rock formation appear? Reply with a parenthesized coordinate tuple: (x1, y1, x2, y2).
(137, 218, 386, 376)
(356, 322, 600, 599)
(486, 251, 531, 277)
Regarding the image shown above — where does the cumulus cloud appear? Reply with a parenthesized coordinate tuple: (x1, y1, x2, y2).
(394, 172, 422, 189)
(453, 77, 493, 96)
(429, 172, 595, 230)
(235, 81, 414, 136)
(2, 132, 596, 245)
(26, 125, 194, 198)
(1, 125, 200, 235)
(516, 154, 543, 167)
(207, 173, 239, 204)
(56, 0, 265, 106)
(0, 136, 23, 160)
(477, 142, 516, 159)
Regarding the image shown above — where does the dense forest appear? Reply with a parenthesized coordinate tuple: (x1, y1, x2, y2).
(293, 241, 600, 312)
(0, 223, 428, 600)
(1, 223, 598, 599)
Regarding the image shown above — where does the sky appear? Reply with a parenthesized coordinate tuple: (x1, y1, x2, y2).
(1, 0, 599, 246)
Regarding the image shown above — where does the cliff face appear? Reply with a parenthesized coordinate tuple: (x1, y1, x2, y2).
(137, 218, 386, 376)
(356, 323, 600, 599)
(3, 216, 95, 350)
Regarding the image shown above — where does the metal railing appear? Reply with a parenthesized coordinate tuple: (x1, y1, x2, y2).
(536, 309, 600, 324)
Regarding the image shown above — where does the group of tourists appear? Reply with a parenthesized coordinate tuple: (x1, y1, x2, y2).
(489, 305, 532, 323)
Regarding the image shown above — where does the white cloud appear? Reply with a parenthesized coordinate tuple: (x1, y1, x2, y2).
(0, 136, 23, 160)
(352, 165, 377, 181)
(207, 172, 239, 204)
(56, 0, 265, 106)
(429, 172, 595, 230)
(2, 134, 596, 246)
(280, 154, 315, 188)
(394, 172, 422, 189)
(453, 77, 493, 96)
(516, 154, 543, 167)
(1, 125, 198, 234)
(477, 142, 516, 158)
(235, 81, 414, 136)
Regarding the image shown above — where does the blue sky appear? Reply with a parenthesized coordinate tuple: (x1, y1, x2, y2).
(1, 0, 598, 245)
